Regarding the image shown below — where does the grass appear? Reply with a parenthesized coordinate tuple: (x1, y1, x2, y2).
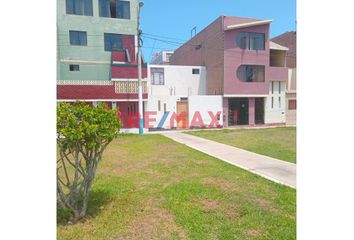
(186, 127, 296, 163)
(57, 134, 296, 240)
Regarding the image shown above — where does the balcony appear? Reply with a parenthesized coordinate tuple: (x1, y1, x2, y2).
(112, 50, 130, 63)
(268, 43, 288, 81)
(111, 50, 148, 79)
(268, 66, 288, 82)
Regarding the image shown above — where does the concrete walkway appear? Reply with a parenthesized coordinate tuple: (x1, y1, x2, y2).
(160, 132, 296, 189)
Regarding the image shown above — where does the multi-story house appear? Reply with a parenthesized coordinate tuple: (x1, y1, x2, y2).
(272, 31, 297, 125)
(57, 0, 148, 131)
(170, 16, 289, 127)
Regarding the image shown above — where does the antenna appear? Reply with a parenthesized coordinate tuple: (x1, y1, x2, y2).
(191, 26, 196, 39)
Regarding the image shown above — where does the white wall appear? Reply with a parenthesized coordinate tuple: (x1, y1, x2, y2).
(265, 81, 286, 124)
(287, 68, 297, 91)
(148, 65, 207, 97)
(145, 95, 178, 128)
(286, 92, 297, 125)
(145, 95, 223, 129)
(188, 95, 223, 128)
(146, 65, 207, 129)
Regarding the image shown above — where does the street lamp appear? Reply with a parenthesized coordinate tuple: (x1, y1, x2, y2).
(137, 1, 144, 134)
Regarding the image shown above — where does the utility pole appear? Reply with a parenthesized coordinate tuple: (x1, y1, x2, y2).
(137, 1, 144, 134)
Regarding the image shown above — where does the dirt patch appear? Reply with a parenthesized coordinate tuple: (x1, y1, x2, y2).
(245, 229, 263, 238)
(196, 199, 220, 211)
(201, 177, 239, 191)
(247, 196, 278, 213)
(115, 199, 187, 240)
(134, 171, 182, 192)
(193, 197, 240, 220)
(224, 204, 240, 220)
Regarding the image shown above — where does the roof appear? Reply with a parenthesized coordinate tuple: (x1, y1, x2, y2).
(269, 41, 289, 51)
(271, 31, 296, 68)
(224, 19, 273, 31)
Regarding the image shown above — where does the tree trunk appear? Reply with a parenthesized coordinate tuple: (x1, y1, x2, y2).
(57, 147, 103, 223)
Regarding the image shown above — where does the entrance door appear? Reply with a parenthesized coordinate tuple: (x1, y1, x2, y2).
(255, 98, 265, 124)
(176, 101, 188, 128)
(228, 98, 249, 125)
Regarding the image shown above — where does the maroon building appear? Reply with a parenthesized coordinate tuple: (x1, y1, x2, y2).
(170, 16, 289, 127)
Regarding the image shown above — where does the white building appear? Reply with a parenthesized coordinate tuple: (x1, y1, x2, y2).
(146, 65, 223, 129)
(150, 51, 174, 65)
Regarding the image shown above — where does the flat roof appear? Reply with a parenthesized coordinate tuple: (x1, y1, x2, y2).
(224, 20, 273, 31)
(149, 64, 206, 69)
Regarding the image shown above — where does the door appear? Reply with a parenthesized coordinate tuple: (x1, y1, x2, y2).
(176, 101, 189, 128)
(237, 98, 249, 125)
(228, 98, 249, 125)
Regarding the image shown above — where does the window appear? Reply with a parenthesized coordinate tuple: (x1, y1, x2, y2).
(66, 0, 93, 16)
(192, 69, 200, 74)
(278, 81, 281, 94)
(104, 33, 122, 51)
(279, 96, 281, 108)
(158, 100, 161, 111)
(69, 31, 87, 46)
(272, 82, 274, 94)
(271, 97, 274, 109)
(99, 0, 130, 19)
(69, 65, 80, 71)
(236, 32, 265, 50)
(117, 0, 130, 19)
(166, 53, 173, 62)
(151, 68, 165, 85)
(164, 103, 167, 113)
(288, 100, 297, 110)
(237, 65, 265, 82)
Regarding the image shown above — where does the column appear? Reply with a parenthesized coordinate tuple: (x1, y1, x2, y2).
(223, 98, 228, 127)
(248, 97, 255, 126)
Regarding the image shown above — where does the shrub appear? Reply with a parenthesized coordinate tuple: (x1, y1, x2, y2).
(56, 102, 122, 223)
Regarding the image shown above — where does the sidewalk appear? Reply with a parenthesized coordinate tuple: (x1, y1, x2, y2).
(161, 132, 296, 189)
(147, 125, 289, 135)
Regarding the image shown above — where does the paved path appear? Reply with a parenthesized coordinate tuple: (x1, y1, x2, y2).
(160, 132, 296, 189)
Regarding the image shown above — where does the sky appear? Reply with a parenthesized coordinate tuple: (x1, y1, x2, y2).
(140, 0, 296, 62)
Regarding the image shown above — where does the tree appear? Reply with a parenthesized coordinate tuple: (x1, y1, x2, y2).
(57, 102, 122, 223)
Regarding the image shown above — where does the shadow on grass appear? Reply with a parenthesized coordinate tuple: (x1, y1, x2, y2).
(57, 188, 113, 225)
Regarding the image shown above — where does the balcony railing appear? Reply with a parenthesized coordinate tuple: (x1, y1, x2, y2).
(114, 80, 148, 94)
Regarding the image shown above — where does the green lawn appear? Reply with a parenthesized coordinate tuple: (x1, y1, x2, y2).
(187, 127, 296, 163)
(57, 134, 296, 240)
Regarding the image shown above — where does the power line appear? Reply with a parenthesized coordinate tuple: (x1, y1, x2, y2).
(142, 32, 187, 42)
(148, 39, 157, 61)
(58, 31, 291, 56)
(141, 35, 188, 47)
(58, 31, 291, 65)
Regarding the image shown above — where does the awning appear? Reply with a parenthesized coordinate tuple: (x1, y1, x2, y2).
(270, 41, 289, 51)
